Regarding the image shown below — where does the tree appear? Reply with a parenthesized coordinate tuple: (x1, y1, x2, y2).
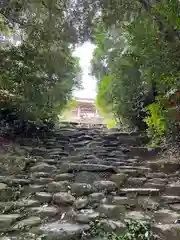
(0, 0, 82, 127)
(91, 0, 180, 136)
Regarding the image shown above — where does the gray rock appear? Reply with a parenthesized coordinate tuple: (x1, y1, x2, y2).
(31, 172, 50, 178)
(161, 195, 180, 204)
(93, 181, 118, 192)
(154, 209, 180, 224)
(0, 202, 14, 213)
(97, 204, 125, 219)
(60, 163, 116, 173)
(99, 219, 125, 234)
(0, 183, 12, 201)
(15, 199, 40, 208)
(75, 209, 100, 223)
(55, 173, 74, 181)
(8, 178, 30, 186)
(165, 181, 180, 196)
(119, 188, 160, 196)
(53, 192, 75, 205)
(153, 224, 180, 240)
(34, 178, 53, 185)
(74, 197, 89, 209)
(75, 171, 101, 184)
(30, 163, 56, 173)
(60, 155, 84, 162)
(89, 193, 105, 203)
(47, 181, 70, 193)
(146, 172, 167, 179)
(30, 206, 59, 218)
(13, 216, 41, 229)
(35, 192, 52, 203)
(169, 203, 180, 211)
(144, 182, 165, 190)
(73, 140, 90, 147)
(127, 177, 146, 187)
(112, 196, 136, 206)
(28, 185, 45, 193)
(71, 183, 96, 197)
(125, 211, 151, 221)
(110, 174, 128, 186)
(138, 197, 159, 210)
(0, 214, 21, 229)
(37, 222, 89, 240)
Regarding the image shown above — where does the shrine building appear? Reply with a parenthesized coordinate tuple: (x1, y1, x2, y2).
(70, 97, 102, 123)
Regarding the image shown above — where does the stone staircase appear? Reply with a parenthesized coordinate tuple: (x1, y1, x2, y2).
(0, 123, 180, 239)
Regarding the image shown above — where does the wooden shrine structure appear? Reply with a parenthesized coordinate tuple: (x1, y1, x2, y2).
(70, 98, 103, 123)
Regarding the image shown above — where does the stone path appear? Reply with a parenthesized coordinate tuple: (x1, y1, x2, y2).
(0, 123, 180, 239)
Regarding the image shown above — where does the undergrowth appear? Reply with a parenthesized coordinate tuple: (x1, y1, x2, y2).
(84, 219, 154, 240)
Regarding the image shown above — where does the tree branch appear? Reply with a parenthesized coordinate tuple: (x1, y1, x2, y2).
(138, 0, 180, 42)
(0, 9, 25, 27)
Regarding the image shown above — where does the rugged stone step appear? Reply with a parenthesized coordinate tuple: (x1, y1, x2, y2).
(60, 163, 117, 173)
(153, 223, 180, 240)
(128, 147, 161, 159)
(35, 221, 89, 240)
(1, 123, 179, 239)
(13, 216, 41, 230)
(118, 188, 160, 196)
(0, 214, 21, 230)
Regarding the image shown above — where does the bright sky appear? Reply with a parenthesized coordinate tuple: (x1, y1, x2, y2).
(73, 42, 97, 99)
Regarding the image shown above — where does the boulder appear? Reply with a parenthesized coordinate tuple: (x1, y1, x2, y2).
(0, 183, 12, 201)
(99, 219, 125, 234)
(35, 192, 52, 203)
(55, 173, 74, 181)
(125, 211, 151, 221)
(30, 163, 56, 173)
(153, 224, 180, 240)
(47, 181, 70, 193)
(74, 197, 89, 209)
(30, 206, 59, 218)
(13, 216, 41, 230)
(60, 163, 116, 173)
(36, 222, 89, 240)
(53, 192, 75, 205)
(97, 204, 125, 219)
(110, 174, 128, 186)
(154, 209, 180, 224)
(89, 193, 105, 203)
(165, 181, 180, 196)
(71, 183, 96, 197)
(75, 209, 100, 224)
(0, 214, 21, 229)
(93, 181, 118, 193)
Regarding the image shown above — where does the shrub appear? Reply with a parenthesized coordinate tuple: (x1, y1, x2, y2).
(85, 219, 154, 240)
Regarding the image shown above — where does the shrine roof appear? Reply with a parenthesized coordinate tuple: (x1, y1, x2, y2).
(75, 97, 95, 103)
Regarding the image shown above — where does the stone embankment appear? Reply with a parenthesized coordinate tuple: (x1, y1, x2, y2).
(0, 123, 180, 239)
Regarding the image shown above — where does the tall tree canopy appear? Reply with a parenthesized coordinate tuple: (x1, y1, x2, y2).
(0, 0, 180, 142)
(90, 0, 180, 141)
(0, 0, 84, 125)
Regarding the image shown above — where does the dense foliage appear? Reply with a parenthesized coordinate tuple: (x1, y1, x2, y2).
(90, 0, 180, 143)
(0, 1, 83, 127)
(86, 219, 154, 240)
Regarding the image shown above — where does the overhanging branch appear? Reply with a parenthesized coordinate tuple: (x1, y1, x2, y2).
(138, 0, 180, 42)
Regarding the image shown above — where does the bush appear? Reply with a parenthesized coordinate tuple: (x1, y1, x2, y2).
(85, 219, 154, 240)
(144, 94, 180, 146)
(144, 101, 167, 145)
